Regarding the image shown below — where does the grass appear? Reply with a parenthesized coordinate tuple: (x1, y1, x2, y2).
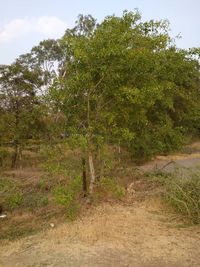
(0, 143, 130, 240)
(98, 177, 126, 200)
(53, 176, 82, 220)
(0, 177, 15, 194)
(40, 144, 82, 177)
(0, 176, 22, 210)
(166, 174, 200, 224)
(23, 192, 49, 210)
(0, 223, 37, 240)
(146, 170, 200, 224)
(6, 192, 23, 210)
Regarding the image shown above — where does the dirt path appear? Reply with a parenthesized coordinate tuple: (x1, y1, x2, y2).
(138, 141, 200, 175)
(1, 197, 200, 267)
(1, 144, 200, 267)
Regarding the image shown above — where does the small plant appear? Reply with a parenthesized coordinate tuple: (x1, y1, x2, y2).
(0, 177, 22, 210)
(23, 192, 49, 209)
(145, 171, 172, 186)
(42, 161, 67, 176)
(37, 177, 52, 191)
(53, 176, 82, 220)
(99, 177, 125, 199)
(40, 145, 67, 175)
(0, 177, 15, 193)
(6, 192, 23, 210)
(37, 178, 47, 190)
(40, 144, 81, 177)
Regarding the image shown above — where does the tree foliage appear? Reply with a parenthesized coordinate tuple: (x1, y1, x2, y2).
(0, 10, 199, 189)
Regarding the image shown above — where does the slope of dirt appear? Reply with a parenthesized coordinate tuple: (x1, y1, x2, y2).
(1, 197, 200, 267)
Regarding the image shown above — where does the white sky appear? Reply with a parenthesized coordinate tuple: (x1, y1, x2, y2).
(0, 0, 199, 64)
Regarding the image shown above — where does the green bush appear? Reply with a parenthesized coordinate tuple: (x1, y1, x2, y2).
(0, 177, 22, 210)
(99, 177, 125, 199)
(40, 144, 81, 177)
(53, 176, 82, 220)
(6, 192, 23, 210)
(40, 145, 67, 175)
(131, 126, 187, 160)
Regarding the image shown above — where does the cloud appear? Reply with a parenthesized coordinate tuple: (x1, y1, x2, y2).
(0, 16, 67, 43)
(36, 16, 67, 37)
(0, 19, 31, 42)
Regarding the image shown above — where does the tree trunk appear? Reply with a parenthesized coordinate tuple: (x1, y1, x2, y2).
(11, 141, 19, 168)
(88, 150, 96, 194)
(86, 90, 96, 194)
(82, 157, 87, 197)
(118, 140, 121, 162)
(0, 145, 2, 168)
(95, 144, 102, 181)
(11, 141, 21, 168)
(12, 102, 21, 168)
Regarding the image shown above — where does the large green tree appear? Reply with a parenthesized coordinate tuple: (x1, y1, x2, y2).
(49, 10, 200, 192)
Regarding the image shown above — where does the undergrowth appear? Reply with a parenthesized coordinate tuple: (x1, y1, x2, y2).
(53, 176, 82, 220)
(98, 177, 125, 200)
(146, 170, 200, 224)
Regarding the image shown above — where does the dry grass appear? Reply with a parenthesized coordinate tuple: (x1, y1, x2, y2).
(1, 141, 200, 243)
(0, 144, 132, 240)
(1, 198, 200, 267)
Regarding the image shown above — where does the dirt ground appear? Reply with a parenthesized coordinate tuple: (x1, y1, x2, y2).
(1, 142, 200, 267)
(1, 198, 200, 267)
(138, 141, 200, 175)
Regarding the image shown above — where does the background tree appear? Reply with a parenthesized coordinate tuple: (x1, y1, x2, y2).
(0, 62, 43, 167)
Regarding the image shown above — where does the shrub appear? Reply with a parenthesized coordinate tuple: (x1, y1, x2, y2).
(0, 177, 22, 210)
(99, 177, 125, 199)
(53, 176, 82, 220)
(37, 178, 48, 191)
(40, 144, 81, 177)
(146, 171, 200, 224)
(131, 126, 187, 161)
(6, 192, 23, 210)
(23, 192, 48, 209)
(165, 174, 200, 224)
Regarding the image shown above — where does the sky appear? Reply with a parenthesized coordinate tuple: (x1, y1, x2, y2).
(0, 0, 199, 64)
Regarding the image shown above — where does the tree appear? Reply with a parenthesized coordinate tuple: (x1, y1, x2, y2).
(0, 62, 43, 167)
(50, 11, 170, 191)
(50, 10, 200, 193)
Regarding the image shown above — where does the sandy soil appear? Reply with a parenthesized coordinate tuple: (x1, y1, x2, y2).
(1, 198, 200, 267)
